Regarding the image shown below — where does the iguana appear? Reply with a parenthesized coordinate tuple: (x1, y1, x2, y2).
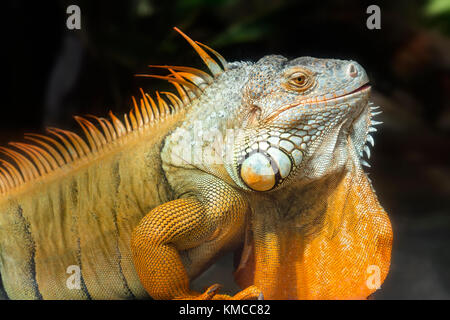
(0, 28, 392, 300)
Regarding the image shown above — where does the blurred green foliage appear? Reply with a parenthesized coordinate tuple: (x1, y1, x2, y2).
(424, 0, 450, 34)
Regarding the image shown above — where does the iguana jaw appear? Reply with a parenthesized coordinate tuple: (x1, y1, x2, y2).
(235, 133, 393, 299)
(235, 103, 391, 300)
(230, 86, 373, 192)
(264, 83, 370, 123)
(347, 91, 381, 170)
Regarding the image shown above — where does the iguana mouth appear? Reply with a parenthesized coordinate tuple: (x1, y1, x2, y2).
(329, 83, 371, 102)
(344, 83, 371, 96)
(337, 83, 372, 132)
(266, 83, 371, 122)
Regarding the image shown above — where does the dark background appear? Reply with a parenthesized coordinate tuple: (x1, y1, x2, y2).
(3, 0, 450, 299)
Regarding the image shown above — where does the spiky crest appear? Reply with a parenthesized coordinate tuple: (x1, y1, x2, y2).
(0, 27, 227, 196)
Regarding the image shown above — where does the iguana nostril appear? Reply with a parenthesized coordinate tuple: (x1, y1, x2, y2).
(348, 64, 358, 78)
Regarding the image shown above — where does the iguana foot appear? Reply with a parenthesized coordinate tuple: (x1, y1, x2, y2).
(174, 284, 262, 300)
(212, 284, 262, 300)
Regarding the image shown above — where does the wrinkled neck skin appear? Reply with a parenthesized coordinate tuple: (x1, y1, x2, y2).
(235, 128, 393, 300)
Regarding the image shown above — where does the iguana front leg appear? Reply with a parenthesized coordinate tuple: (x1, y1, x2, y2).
(130, 176, 260, 300)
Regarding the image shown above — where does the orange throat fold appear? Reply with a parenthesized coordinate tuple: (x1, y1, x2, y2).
(234, 153, 393, 300)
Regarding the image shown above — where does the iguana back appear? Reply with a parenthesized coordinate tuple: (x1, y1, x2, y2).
(0, 104, 188, 299)
(0, 29, 218, 299)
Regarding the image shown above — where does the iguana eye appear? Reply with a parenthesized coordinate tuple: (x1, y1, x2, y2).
(291, 74, 306, 86)
(284, 69, 314, 92)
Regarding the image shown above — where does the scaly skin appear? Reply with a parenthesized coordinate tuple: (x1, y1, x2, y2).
(0, 113, 183, 299)
(0, 28, 392, 299)
(131, 37, 392, 299)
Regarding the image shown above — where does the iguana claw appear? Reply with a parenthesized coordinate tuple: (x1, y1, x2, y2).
(179, 284, 262, 300)
(211, 285, 262, 300)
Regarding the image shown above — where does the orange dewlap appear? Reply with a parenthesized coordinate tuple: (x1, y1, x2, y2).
(235, 166, 393, 299)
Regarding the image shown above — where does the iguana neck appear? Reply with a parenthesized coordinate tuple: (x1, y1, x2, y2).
(235, 143, 393, 299)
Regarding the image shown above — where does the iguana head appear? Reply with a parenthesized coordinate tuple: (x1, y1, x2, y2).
(159, 29, 378, 195)
(224, 55, 375, 192)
